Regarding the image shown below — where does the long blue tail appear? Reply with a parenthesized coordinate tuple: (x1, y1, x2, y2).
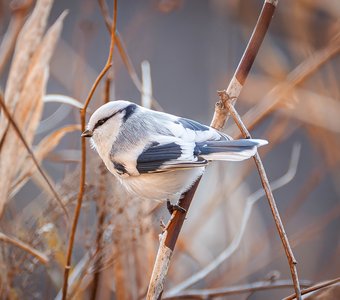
(195, 139, 268, 161)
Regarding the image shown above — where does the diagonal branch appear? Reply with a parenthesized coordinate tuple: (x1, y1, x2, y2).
(165, 144, 301, 297)
(146, 1, 281, 299)
(211, 0, 279, 130)
(0, 231, 48, 265)
(164, 279, 312, 299)
(218, 89, 302, 299)
(283, 277, 340, 300)
(0, 94, 69, 220)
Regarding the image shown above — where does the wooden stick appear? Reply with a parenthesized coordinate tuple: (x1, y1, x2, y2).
(283, 277, 340, 300)
(164, 279, 312, 299)
(146, 1, 287, 299)
(219, 90, 301, 299)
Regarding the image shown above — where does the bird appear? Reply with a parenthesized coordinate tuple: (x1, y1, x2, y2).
(82, 100, 267, 212)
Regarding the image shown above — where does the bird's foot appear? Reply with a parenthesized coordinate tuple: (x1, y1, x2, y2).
(160, 219, 166, 230)
(167, 200, 186, 215)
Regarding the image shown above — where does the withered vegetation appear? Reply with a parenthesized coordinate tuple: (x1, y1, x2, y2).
(0, 0, 339, 299)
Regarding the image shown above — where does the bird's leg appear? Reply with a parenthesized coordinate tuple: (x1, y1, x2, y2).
(160, 219, 166, 230)
(166, 199, 186, 215)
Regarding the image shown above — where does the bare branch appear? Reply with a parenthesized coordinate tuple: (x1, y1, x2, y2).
(61, 1, 117, 299)
(0, 232, 48, 265)
(231, 40, 340, 135)
(211, 0, 278, 130)
(164, 279, 312, 299)
(146, 1, 279, 299)
(283, 277, 340, 300)
(219, 90, 301, 299)
(165, 144, 300, 296)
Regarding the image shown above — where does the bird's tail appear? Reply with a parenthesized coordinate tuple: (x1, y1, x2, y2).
(197, 139, 268, 161)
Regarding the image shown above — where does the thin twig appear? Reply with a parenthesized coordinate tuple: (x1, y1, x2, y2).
(90, 71, 112, 300)
(0, 94, 69, 220)
(211, 0, 279, 130)
(0, 232, 48, 265)
(146, 1, 279, 299)
(97, 0, 163, 111)
(164, 279, 312, 299)
(182, 115, 291, 247)
(283, 277, 340, 300)
(219, 89, 301, 300)
(165, 144, 300, 297)
(61, 1, 117, 299)
(231, 40, 340, 135)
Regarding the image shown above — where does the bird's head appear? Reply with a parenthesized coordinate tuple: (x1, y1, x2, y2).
(82, 100, 137, 150)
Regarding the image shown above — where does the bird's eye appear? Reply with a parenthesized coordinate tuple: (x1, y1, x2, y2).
(97, 119, 106, 126)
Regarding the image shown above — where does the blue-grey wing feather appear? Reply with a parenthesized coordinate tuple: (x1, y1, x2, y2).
(176, 118, 210, 132)
(136, 141, 207, 174)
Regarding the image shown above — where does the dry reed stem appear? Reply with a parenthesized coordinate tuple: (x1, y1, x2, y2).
(61, 1, 117, 299)
(0, 0, 53, 142)
(0, 5, 67, 215)
(245, 204, 340, 292)
(44, 94, 84, 109)
(166, 144, 300, 297)
(218, 90, 302, 299)
(0, 232, 48, 265)
(146, 1, 279, 299)
(0, 94, 69, 219)
(164, 279, 312, 299)
(182, 115, 291, 244)
(0, 0, 34, 76)
(232, 40, 340, 135)
(283, 277, 340, 300)
(10, 125, 80, 197)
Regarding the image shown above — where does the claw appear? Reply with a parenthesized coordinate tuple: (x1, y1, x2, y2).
(167, 200, 186, 215)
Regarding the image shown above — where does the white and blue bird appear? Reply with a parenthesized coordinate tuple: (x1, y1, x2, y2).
(82, 100, 267, 210)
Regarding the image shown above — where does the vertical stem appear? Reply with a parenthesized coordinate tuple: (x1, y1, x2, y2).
(146, 1, 286, 299)
(62, 111, 86, 300)
(61, 1, 117, 298)
(219, 90, 301, 300)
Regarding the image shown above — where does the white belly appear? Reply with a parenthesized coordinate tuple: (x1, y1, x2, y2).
(119, 167, 205, 201)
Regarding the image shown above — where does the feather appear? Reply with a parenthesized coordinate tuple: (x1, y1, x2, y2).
(136, 141, 207, 174)
(196, 139, 268, 161)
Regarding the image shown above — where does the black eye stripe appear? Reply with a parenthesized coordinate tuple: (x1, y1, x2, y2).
(93, 112, 117, 130)
(92, 104, 137, 131)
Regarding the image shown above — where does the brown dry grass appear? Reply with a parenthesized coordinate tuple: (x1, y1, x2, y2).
(0, 0, 339, 299)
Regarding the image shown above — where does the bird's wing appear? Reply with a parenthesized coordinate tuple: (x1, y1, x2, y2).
(195, 139, 268, 161)
(136, 140, 208, 174)
(165, 115, 233, 143)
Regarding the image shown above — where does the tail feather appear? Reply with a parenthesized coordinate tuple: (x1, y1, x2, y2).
(196, 139, 268, 161)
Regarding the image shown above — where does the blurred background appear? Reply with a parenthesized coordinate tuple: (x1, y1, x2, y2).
(0, 0, 339, 299)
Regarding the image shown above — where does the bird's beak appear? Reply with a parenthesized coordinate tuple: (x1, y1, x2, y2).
(81, 129, 93, 138)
